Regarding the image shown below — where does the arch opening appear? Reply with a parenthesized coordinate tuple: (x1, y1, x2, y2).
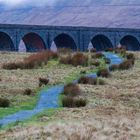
(50, 33, 77, 52)
(19, 33, 46, 52)
(0, 32, 15, 51)
(120, 35, 140, 51)
(90, 35, 113, 51)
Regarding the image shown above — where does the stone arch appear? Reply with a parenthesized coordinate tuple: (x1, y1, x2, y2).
(19, 32, 46, 52)
(50, 33, 77, 51)
(90, 34, 113, 51)
(0, 31, 15, 51)
(120, 35, 140, 51)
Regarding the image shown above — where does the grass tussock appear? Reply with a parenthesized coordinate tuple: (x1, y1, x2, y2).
(23, 51, 58, 69)
(78, 76, 105, 85)
(92, 52, 105, 59)
(2, 51, 58, 70)
(63, 83, 81, 97)
(109, 56, 135, 71)
(39, 78, 49, 87)
(62, 96, 87, 108)
(59, 55, 72, 65)
(71, 53, 88, 66)
(0, 98, 10, 108)
(91, 61, 100, 67)
(97, 68, 110, 78)
(58, 48, 73, 54)
(104, 58, 111, 64)
(23, 88, 33, 96)
(97, 78, 106, 85)
(114, 46, 126, 56)
(2, 62, 23, 70)
(119, 60, 134, 70)
(126, 53, 135, 60)
(59, 53, 88, 66)
(109, 64, 119, 71)
(80, 70, 87, 74)
(62, 83, 87, 108)
(78, 76, 96, 85)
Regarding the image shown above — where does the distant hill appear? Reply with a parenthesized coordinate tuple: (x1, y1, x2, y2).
(0, 0, 140, 28)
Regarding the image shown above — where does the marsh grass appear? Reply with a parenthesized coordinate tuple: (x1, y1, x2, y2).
(0, 108, 61, 130)
(119, 60, 134, 70)
(59, 55, 72, 65)
(63, 83, 81, 97)
(62, 96, 87, 108)
(109, 64, 119, 71)
(97, 68, 110, 78)
(2, 51, 58, 70)
(0, 88, 40, 119)
(59, 53, 88, 67)
(92, 52, 105, 59)
(0, 98, 10, 108)
(78, 76, 97, 85)
(1, 52, 140, 139)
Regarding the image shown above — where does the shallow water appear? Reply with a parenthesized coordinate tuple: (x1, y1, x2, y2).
(103, 52, 123, 65)
(0, 85, 64, 126)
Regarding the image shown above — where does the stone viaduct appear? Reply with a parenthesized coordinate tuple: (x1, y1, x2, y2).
(0, 24, 140, 52)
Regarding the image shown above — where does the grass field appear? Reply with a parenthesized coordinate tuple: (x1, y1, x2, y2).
(0, 51, 93, 118)
(0, 51, 140, 140)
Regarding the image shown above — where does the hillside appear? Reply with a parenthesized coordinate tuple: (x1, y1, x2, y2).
(0, 0, 140, 28)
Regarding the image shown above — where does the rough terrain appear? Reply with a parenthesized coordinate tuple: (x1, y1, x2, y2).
(0, 51, 140, 140)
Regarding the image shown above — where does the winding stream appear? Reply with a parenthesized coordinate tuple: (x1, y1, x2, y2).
(0, 52, 123, 127)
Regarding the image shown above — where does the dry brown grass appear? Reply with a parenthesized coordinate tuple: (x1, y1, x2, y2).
(2, 51, 58, 69)
(0, 51, 140, 140)
(97, 68, 110, 78)
(63, 83, 81, 97)
(92, 52, 105, 59)
(1, 108, 140, 140)
(59, 52, 88, 66)
(62, 96, 87, 108)
(0, 51, 89, 106)
(0, 52, 30, 68)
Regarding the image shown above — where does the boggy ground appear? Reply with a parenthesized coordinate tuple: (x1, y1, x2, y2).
(0, 51, 140, 140)
(0, 51, 89, 118)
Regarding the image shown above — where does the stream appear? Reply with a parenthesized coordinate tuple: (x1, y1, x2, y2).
(0, 52, 123, 127)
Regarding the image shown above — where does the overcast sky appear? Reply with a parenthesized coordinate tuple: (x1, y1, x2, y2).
(0, 0, 58, 8)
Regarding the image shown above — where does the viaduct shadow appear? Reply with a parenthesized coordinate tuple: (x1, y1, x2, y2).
(90, 35, 113, 51)
(120, 35, 140, 51)
(50, 33, 77, 51)
(0, 32, 15, 51)
(19, 33, 46, 52)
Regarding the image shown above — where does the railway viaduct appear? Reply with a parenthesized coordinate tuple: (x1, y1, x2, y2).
(0, 24, 140, 52)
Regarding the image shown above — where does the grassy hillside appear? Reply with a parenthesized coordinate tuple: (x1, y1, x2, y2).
(0, 0, 140, 28)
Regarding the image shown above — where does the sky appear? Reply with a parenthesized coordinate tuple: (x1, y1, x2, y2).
(0, 0, 58, 8)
